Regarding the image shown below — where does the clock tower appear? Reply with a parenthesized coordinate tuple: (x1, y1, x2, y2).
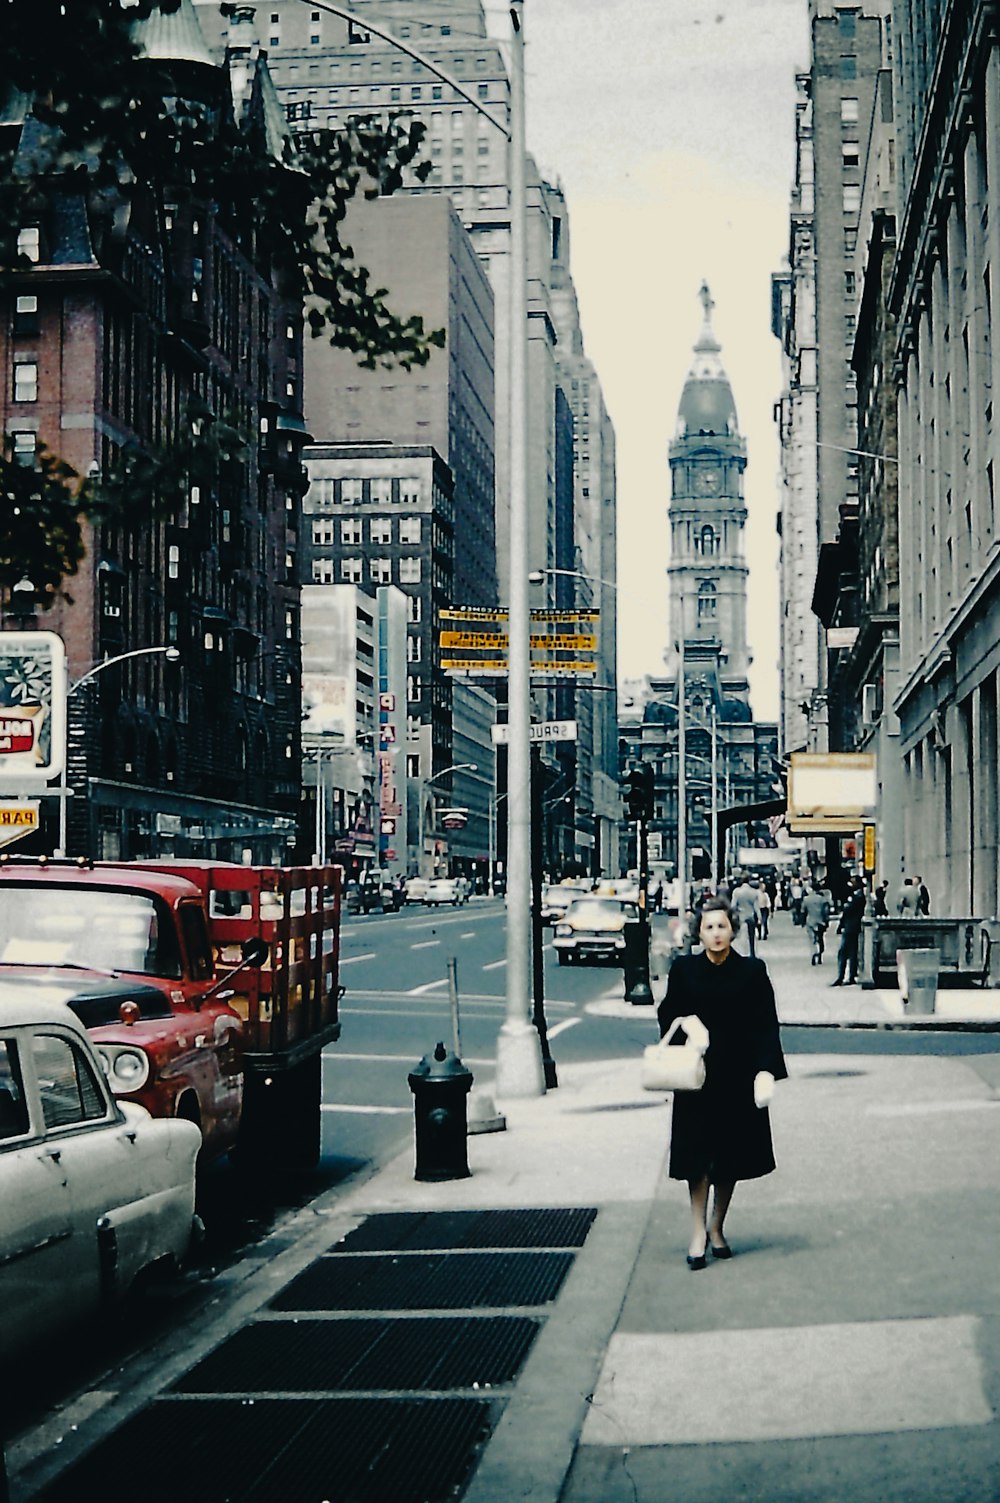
(667, 283, 750, 699)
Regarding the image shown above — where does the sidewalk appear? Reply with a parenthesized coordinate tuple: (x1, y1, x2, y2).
(17, 923, 1000, 1503)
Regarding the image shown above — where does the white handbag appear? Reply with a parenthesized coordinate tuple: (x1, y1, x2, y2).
(641, 1014, 709, 1092)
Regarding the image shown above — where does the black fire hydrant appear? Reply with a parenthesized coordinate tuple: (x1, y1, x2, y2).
(408, 1042, 474, 1182)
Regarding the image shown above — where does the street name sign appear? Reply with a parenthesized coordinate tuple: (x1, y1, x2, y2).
(491, 720, 578, 745)
(0, 802, 40, 849)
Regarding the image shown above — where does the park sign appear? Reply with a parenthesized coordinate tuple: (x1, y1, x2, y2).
(0, 633, 67, 789)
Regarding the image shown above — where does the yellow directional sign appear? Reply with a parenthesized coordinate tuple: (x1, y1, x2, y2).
(440, 631, 507, 649)
(530, 660, 598, 675)
(440, 607, 509, 622)
(529, 610, 600, 623)
(439, 606, 600, 624)
(0, 802, 39, 849)
(442, 658, 511, 673)
(531, 633, 597, 651)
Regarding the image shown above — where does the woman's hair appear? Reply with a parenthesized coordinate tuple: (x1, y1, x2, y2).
(697, 895, 740, 936)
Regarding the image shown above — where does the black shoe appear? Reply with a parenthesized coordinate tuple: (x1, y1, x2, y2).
(686, 1252, 708, 1271)
(830, 979, 843, 987)
(709, 1241, 733, 1260)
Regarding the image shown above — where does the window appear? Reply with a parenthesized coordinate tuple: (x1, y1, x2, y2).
(370, 558, 391, 584)
(341, 478, 363, 504)
(340, 517, 362, 544)
(370, 476, 392, 505)
(837, 8, 857, 36)
(839, 56, 857, 80)
(17, 225, 40, 262)
(11, 431, 36, 466)
(478, 82, 489, 99)
(370, 517, 392, 544)
(32, 1033, 107, 1130)
(399, 557, 421, 584)
(14, 293, 38, 335)
(341, 557, 363, 583)
(311, 518, 334, 546)
(407, 634, 422, 662)
(845, 270, 856, 297)
(697, 581, 717, 621)
(13, 362, 37, 402)
(312, 558, 334, 583)
(844, 227, 858, 255)
(399, 517, 421, 545)
(700, 525, 717, 556)
(842, 142, 860, 169)
(407, 674, 421, 703)
(432, 84, 442, 100)
(843, 184, 860, 213)
(0, 1040, 29, 1139)
(411, 85, 422, 101)
(390, 86, 401, 102)
(168, 545, 180, 580)
(407, 595, 422, 623)
(841, 97, 859, 123)
(400, 477, 421, 504)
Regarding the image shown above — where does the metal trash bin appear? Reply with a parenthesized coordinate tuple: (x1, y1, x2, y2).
(408, 1042, 473, 1181)
(897, 947, 939, 1014)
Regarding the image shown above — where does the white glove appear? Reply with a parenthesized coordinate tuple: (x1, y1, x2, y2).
(753, 1070, 775, 1108)
(680, 1015, 710, 1053)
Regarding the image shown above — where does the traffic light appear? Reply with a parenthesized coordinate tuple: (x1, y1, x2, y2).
(625, 762, 654, 820)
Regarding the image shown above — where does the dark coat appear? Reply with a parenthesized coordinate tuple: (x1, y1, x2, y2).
(656, 950, 787, 1184)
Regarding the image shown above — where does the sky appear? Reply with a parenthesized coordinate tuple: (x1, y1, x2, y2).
(485, 0, 810, 721)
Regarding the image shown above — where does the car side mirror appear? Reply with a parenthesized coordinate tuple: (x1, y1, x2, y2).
(241, 937, 269, 968)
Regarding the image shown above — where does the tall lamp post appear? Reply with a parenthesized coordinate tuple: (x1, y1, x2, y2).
(419, 763, 477, 878)
(57, 645, 181, 855)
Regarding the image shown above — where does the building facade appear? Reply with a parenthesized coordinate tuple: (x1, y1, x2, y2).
(0, 0, 306, 861)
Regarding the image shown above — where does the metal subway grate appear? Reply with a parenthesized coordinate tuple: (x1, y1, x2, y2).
(36, 1396, 492, 1503)
(172, 1315, 540, 1394)
(332, 1206, 598, 1252)
(270, 1249, 576, 1312)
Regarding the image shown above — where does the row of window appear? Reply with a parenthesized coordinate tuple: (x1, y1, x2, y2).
(307, 476, 424, 508)
(312, 516, 421, 546)
(287, 81, 494, 105)
(312, 556, 422, 586)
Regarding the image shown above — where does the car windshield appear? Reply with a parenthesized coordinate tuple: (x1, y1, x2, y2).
(566, 899, 632, 924)
(0, 886, 181, 978)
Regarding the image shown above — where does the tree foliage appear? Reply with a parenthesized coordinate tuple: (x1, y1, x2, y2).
(1, 0, 444, 603)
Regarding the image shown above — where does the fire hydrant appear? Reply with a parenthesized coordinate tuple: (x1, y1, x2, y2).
(408, 1042, 474, 1182)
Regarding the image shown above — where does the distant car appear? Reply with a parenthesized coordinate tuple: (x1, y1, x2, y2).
(552, 896, 640, 965)
(0, 992, 201, 1363)
(423, 877, 467, 906)
(540, 881, 593, 926)
(403, 877, 430, 904)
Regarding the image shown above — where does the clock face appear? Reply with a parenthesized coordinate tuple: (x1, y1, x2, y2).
(698, 467, 721, 494)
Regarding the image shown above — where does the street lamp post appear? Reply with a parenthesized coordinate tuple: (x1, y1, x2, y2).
(419, 763, 477, 879)
(57, 645, 181, 855)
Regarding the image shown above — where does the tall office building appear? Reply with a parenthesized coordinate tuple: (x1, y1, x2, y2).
(772, 3, 889, 755)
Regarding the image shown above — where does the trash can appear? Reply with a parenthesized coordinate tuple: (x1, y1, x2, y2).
(623, 920, 653, 1005)
(897, 947, 939, 1014)
(408, 1042, 474, 1181)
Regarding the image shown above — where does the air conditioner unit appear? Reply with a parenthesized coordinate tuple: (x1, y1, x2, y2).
(861, 683, 878, 725)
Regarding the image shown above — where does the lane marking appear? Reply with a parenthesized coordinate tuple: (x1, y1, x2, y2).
(339, 952, 377, 965)
(460, 932, 476, 939)
(321, 1104, 410, 1115)
(407, 978, 448, 994)
(411, 939, 441, 950)
(547, 1017, 582, 1039)
(482, 958, 507, 971)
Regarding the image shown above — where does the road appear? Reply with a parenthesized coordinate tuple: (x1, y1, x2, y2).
(324, 896, 656, 1171)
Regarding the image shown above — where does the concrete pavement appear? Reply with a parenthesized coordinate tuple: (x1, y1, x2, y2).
(14, 911, 1000, 1502)
(340, 911, 1000, 1501)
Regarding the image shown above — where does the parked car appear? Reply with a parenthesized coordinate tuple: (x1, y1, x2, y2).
(540, 881, 593, 926)
(404, 876, 430, 904)
(552, 896, 639, 965)
(0, 990, 202, 1362)
(423, 877, 468, 906)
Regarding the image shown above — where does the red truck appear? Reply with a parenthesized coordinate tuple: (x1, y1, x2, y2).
(0, 858, 342, 1168)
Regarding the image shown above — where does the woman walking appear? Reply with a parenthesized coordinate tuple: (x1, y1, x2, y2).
(656, 896, 787, 1269)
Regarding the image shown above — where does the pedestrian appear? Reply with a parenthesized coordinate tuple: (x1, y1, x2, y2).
(873, 880, 889, 917)
(790, 874, 805, 926)
(653, 879, 664, 913)
(758, 882, 772, 940)
(802, 881, 832, 965)
(656, 896, 787, 1269)
(731, 874, 761, 958)
(895, 877, 921, 916)
(831, 876, 866, 985)
(915, 874, 931, 916)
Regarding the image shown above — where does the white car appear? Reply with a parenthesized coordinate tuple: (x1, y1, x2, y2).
(540, 881, 593, 926)
(423, 877, 467, 906)
(0, 993, 202, 1363)
(553, 896, 640, 965)
(403, 876, 430, 904)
